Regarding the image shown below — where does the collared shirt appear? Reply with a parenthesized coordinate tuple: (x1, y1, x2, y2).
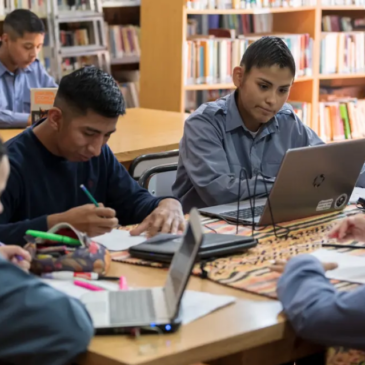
(172, 92, 324, 212)
(0, 59, 57, 128)
(277, 254, 365, 350)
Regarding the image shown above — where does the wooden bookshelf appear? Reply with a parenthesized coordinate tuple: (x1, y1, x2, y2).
(140, 0, 365, 127)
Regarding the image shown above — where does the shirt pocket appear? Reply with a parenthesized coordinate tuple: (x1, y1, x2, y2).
(262, 160, 282, 178)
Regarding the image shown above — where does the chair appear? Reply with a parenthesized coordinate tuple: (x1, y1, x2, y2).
(128, 150, 179, 180)
(138, 163, 178, 197)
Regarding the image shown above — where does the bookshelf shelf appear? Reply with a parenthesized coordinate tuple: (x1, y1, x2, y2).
(186, 5, 316, 14)
(319, 73, 365, 80)
(111, 55, 140, 65)
(102, 0, 140, 6)
(321, 5, 365, 10)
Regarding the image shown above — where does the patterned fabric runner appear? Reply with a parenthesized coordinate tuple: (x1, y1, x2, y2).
(110, 206, 365, 365)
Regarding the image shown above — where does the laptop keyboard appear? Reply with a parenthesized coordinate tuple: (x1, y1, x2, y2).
(109, 290, 156, 325)
(222, 205, 265, 220)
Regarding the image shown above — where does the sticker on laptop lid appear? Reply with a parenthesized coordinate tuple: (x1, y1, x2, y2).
(316, 199, 333, 211)
(335, 193, 348, 209)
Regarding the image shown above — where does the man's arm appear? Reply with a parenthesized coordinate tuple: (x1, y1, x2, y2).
(105, 146, 166, 225)
(0, 165, 48, 245)
(277, 254, 365, 350)
(0, 110, 29, 128)
(177, 114, 273, 207)
(0, 256, 94, 365)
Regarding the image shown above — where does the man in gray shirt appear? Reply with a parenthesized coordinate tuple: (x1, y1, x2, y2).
(0, 138, 94, 365)
(173, 37, 324, 212)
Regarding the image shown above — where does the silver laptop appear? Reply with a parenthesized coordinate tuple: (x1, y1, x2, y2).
(81, 208, 203, 334)
(199, 140, 365, 226)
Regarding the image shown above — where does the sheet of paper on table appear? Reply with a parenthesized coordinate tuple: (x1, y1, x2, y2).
(93, 229, 146, 251)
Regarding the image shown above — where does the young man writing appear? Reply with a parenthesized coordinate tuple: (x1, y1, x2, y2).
(173, 36, 365, 212)
(0, 138, 94, 365)
(0, 9, 57, 128)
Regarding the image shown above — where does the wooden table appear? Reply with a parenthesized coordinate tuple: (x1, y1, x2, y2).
(78, 262, 323, 365)
(0, 108, 187, 167)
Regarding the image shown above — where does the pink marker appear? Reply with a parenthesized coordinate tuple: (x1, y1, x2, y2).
(74, 280, 104, 291)
(119, 276, 129, 290)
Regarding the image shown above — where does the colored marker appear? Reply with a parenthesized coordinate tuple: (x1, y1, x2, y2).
(26, 230, 81, 246)
(119, 276, 129, 290)
(74, 280, 104, 291)
(80, 184, 99, 207)
(0, 242, 24, 262)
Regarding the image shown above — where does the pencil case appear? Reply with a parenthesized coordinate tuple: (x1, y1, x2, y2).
(24, 223, 111, 275)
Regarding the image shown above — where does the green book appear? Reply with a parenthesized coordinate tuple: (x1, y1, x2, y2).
(339, 103, 351, 140)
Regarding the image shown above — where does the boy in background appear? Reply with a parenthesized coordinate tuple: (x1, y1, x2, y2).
(0, 9, 57, 128)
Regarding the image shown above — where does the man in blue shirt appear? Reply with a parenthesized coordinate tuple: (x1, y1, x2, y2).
(173, 37, 365, 212)
(273, 214, 365, 350)
(0, 9, 57, 128)
(0, 66, 184, 245)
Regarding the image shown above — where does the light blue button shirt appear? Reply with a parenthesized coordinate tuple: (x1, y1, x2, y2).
(173, 92, 365, 212)
(0, 59, 57, 128)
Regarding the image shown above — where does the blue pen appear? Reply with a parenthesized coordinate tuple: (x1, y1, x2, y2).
(0, 242, 24, 261)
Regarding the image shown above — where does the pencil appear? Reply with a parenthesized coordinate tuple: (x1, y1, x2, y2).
(80, 184, 99, 207)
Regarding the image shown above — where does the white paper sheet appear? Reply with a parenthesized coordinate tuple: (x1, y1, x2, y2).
(93, 230, 146, 251)
(350, 187, 365, 204)
(180, 290, 235, 324)
(311, 249, 365, 284)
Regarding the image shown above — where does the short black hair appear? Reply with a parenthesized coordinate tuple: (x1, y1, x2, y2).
(0, 138, 6, 163)
(240, 36, 296, 76)
(3, 9, 45, 39)
(55, 66, 125, 118)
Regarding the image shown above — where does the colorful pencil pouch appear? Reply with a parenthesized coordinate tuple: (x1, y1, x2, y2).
(24, 223, 111, 275)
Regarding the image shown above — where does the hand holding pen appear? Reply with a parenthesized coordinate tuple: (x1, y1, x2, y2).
(0, 243, 31, 271)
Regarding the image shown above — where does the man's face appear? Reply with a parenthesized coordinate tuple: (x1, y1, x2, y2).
(234, 65, 294, 125)
(4, 32, 44, 69)
(54, 110, 118, 162)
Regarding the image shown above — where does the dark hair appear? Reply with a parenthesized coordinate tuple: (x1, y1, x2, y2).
(55, 66, 125, 118)
(240, 36, 296, 76)
(3, 9, 45, 39)
(0, 138, 6, 163)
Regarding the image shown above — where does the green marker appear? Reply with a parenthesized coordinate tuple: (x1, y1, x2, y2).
(26, 230, 81, 246)
(80, 184, 99, 207)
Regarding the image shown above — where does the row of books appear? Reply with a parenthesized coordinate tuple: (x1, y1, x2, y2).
(60, 29, 90, 47)
(107, 25, 140, 59)
(185, 0, 315, 9)
(185, 89, 232, 111)
(12, 0, 46, 14)
(320, 32, 365, 75)
(322, 16, 365, 32)
(317, 99, 365, 142)
(185, 33, 312, 85)
(119, 82, 139, 108)
(57, 0, 91, 11)
(61, 55, 95, 76)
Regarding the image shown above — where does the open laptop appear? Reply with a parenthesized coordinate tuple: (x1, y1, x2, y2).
(81, 208, 203, 334)
(199, 140, 365, 226)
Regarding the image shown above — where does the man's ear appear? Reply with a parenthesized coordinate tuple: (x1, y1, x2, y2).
(233, 66, 245, 88)
(47, 107, 63, 132)
(1, 34, 9, 46)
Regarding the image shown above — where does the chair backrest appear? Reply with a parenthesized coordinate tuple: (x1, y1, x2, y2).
(138, 163, 178, 197)
(129, 150, 179, 180)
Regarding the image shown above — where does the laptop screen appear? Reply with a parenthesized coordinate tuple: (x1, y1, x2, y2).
(164, 208, 203, 319)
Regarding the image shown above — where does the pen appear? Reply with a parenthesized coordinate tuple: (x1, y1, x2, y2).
(322, 243, 365, 250)
(41, 271, 120, 280)
(0, 242, 24, 261)
(26, 230, 81, 246)
(119, 276, 129, 290)
(80, 184, 99, 207)
(74, 280, 105, 291)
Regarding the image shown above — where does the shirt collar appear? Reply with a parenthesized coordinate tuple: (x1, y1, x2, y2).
(0, 59, 33, 77)
(225, 91, 279, 136)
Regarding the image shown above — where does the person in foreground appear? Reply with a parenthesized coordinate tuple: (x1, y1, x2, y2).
(173, 36, 325, 212)
(0, 66, 184, 245)
(272, 214, 365, 350)
(0, 139, 93, 365)
(0, 9, 57, 128)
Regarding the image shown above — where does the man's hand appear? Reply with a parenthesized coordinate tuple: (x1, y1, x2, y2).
(0, 246, 32, 271)
(270, 258, 338, 274)
(130, 198, 185, 237)
(329, 215, 365, 243)
(47, 204, 119, 237)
